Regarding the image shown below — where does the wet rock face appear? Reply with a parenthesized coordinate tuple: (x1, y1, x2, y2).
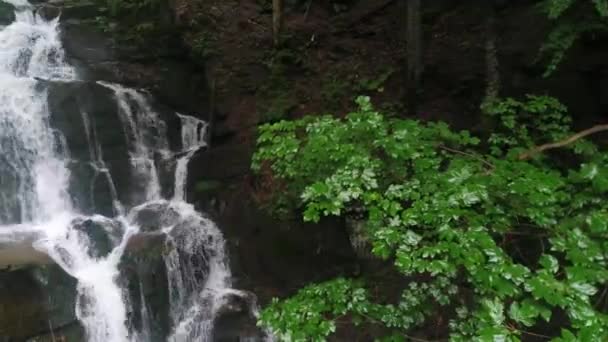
(120, 238, 171, 342)
(130, 202, 181, 233)
(213, 291, 266, 342)
(0, 269, 48, 338)
(0, 266, 82, 340)
(45, 80, 182, 214)
(71, 217, 125, 259)
(56, 16, 210, 121)
(46, 80, 127, 216)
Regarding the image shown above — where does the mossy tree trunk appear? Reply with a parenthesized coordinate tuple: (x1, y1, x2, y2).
(273, 0, 284, 47)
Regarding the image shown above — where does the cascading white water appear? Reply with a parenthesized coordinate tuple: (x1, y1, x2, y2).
(0, 4, 133, 341)
(99, 81, 169, 205)
(0, 6, 74, 224)
(173, 114, 207, 201)
(0, 2, 263, 341)
(80, 108, 123, 215)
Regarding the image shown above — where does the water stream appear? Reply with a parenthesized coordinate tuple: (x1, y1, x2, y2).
(0, 2, 260, 341)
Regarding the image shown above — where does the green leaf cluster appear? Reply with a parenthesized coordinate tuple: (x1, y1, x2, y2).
(540, 0, 608, 76)
(252, 96, 608, 341)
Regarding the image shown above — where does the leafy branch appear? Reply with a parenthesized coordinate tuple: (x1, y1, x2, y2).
(253, 96, 608, 341)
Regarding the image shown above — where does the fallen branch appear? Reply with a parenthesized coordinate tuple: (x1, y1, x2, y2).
(438, 145, 495, 171)
(519, 124, 608, 160)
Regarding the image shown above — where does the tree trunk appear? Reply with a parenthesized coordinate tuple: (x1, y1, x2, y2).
(483, 4, 500, 105)
(406, 0, 422, 115)
(273, 0, 284, 47)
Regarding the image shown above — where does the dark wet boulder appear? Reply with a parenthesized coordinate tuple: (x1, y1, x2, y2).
(60, 19, 115, 66)
(35, 4, 61, 20)
(0, 265, 81, 340)
(130, 201, 181, 233)
(0, 2, 15, 26)
(213, 291, 268, 341)
(71, 217, 125, 259)
(120, 232, 171, 341)
(26, 322, 85, 342)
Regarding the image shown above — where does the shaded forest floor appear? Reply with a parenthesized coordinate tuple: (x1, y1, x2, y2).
(192, 0, 488, 142)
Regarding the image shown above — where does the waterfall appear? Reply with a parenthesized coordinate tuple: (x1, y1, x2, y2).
(174, 114, 207, 201)
(79, 108, 123, 215)
(0, 5, 133, 341)
(0, 2, 262, 341)
(98, 81, 169, 205)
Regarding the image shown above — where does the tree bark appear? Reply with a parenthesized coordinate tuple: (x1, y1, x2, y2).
(406, 0, 422, 115)
(273, 0, 284, 47)
(483, 4, 500, 104)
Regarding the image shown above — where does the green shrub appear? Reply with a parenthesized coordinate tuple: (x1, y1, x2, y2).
(252, 96, 608, 341)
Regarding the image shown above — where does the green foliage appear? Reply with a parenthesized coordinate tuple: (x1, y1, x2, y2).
(104, 0, 161, 17)
(256, 50, 301, 123)
(263, 93, 298, 123)
(87, 0, 171, 45)
(355, 68, 395, 93)
(320, 75, 351, 111)
(253, 96, 608, 340)
(259, 277, 451, 342)
(93, 15, 113, 33)
(540, 0, 608, 76)
(545, 0, 608, 19)
(319, 68, 395, 111)
(191, 32, 215, 59)
(481, 94, 590, 156)
(194, 180, 222, 193)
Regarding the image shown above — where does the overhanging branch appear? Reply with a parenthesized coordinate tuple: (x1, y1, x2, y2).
(519, 124, 608, 160)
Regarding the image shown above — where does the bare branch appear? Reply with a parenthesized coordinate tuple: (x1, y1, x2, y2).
(519, 124, 608, 160)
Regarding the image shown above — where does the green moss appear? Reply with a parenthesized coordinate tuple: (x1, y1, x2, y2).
(355, 68, 395, 93)
(320, 75, 351, 110)
(256, 51, 301, 123)
(191, 32, 215, 59)
(194, 180, 222, 193)
(260, 91, 297, 123)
